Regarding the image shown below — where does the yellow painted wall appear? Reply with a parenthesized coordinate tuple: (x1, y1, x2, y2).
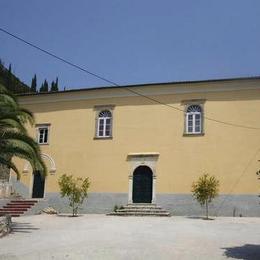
(15, 81, 260, 195)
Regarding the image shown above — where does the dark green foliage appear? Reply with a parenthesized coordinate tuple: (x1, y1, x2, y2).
(0, 84, 47, 180)
(58, 174, 90, 216)
(50, 81, 55, 91)
(39, 79, 49, 92)
(0, 60, 30, 94)
(191, 174, 219, 219)
(50, 77, 59, 92)
(30, 74, 37, 93)
(55, 77, 59, 91)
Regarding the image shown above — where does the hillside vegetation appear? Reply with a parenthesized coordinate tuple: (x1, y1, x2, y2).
(0, 60, 31, 94)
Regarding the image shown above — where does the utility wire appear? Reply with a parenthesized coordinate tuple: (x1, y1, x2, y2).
(0, 27, 118, 87)
(1, 26, 260, 130)
(215, 146, 260, 216)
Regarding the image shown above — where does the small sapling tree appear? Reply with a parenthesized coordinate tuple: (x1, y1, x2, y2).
(191, 174, 219, 219)
(58, 174, 90, 217)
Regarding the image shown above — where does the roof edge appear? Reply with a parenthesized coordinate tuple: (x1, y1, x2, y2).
(18, 75, 260, 97)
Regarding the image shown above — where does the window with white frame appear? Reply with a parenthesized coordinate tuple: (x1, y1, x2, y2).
(37, 125, 49, 144)
(97, 110, 112, 138)
(185, 105, 202, 134)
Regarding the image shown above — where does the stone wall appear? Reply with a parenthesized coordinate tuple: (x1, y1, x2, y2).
(0, 182, 13, 198)
(24, 192, 260, 217)
(7, 176, 260, 216)
(0, 215, 12, 238)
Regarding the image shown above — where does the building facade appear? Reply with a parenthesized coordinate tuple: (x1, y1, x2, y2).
(11, 78, 260, 216)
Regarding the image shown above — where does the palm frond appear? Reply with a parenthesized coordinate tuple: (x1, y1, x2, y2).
(0, 156, 20, 180)
(0, 84, 47, 179)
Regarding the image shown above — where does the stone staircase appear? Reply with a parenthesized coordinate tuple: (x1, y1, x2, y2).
(108, 203, 171, 217)
(0, 200, 38, 217)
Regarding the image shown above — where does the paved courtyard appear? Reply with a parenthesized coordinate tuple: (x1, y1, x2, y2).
(0, 214, 259, 260)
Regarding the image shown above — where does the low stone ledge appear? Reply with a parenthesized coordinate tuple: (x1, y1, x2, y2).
(0, 215, 12, 238)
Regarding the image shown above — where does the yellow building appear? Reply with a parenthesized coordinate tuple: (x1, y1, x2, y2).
(11, 77, 260, 216)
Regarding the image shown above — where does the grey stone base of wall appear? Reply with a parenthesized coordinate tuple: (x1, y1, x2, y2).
(157, 194, 260, 217)
(6, 177, 260, 216)
(23, 192, 260, 217)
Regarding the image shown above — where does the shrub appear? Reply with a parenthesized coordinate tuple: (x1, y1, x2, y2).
(58, 174, 90, 216)
(191, 174, 219, 219)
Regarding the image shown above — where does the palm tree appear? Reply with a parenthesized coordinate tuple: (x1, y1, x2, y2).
(0, 84, 46, 180)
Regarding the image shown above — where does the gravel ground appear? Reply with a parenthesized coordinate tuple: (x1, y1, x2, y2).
(0, 214, 259, 260)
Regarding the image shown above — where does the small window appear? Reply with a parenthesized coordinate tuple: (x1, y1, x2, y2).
(97, 110, 112, 138)
(37, 125, 49, 144)
(185, 105, 202, 134)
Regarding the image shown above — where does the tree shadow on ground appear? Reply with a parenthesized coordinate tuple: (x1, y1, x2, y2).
(57, 213, 84, 218)
(186, 216, 215, 220)
(222, 244, 260, 260)
(11, 222, 39, 234)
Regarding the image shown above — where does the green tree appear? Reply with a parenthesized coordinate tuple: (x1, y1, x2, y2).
(39, 83, 44, 92)
(0, 61, 30, 94)
(58, 174, 90, 216)
(191, 174, 219, 219)
(0, 84, 47, 180)
(55, 77, 59, 91)
(50, 77, 59, 92)
(50, 81, 55, 92)
(39, 79, 48, 92)
(7, 64, 12, 92)
(30, 74, 37, 93)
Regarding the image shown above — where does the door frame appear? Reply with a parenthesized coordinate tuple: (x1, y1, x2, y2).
(127, 153, 159, 204)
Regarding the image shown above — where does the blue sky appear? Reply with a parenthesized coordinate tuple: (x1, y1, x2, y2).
(1, 0, 260, 90)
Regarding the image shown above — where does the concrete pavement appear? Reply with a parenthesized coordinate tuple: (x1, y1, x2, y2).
(0, 214, 259, 259)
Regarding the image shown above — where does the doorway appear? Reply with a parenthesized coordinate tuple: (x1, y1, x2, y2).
(32, 171, 45, 198)
(132, 166, 153, 203)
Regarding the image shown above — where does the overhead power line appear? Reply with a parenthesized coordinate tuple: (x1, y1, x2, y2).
(215, 145, 260, 216)
(0, 26, 260, 130)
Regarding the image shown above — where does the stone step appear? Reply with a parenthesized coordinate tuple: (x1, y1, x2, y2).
(0, 199, 38, 217)
(0, 208, 28, 212)
(4, 203, 34, 208)
(124, 206, 163, 210)
(0, 211, 24, 215)
(10, 200, 38, 203)
(0, 213, 20, 217)
(108, 203, 171, 217)
(117, 209, 168, 213)
(108, 212, 170, 217)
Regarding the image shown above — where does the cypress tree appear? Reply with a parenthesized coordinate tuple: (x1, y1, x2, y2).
(39, 83, 44, 92)
(39, 79, 48, 92)
(55, 77, 59, 91)
(7, 64, 12, 91)
(50, 77, 59, 92)
(50, 80, 56, 92)
(31, 74, 37, 93)
(43, 79, 49, 92)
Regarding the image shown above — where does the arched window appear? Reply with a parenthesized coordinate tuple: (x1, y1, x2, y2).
(186, 105, 202, 134)
(97, 110, 112, 137)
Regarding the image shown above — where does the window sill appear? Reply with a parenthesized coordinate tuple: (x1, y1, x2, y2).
(183, 133, 205, 137)
(38, 143, 49, 145)
(93, 136, 113, 140)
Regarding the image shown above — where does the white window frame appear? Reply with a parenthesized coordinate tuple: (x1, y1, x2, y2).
(185, 104, 203, 135)
(36, 124, 50, 144)
(94, 105, 115, 139)
(97, 110, 112, 138)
